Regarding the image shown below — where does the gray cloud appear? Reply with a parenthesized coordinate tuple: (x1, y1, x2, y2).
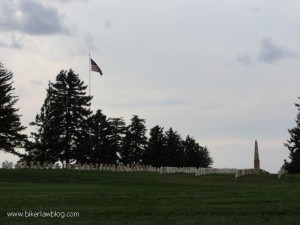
(0, 35, 23, 49)
(84, 33, 97, 52)
(237, 38, 297, 66)
(247, 5, 261, 13)
(258, 38, 297, 64)
(236, 53, 253, 66)
(30, 79, 44, 86)
(51, 0, 90, 3)
(104, 19, 112, 29)
(0, 0, 70, 35)
(107, 98, 187, 108)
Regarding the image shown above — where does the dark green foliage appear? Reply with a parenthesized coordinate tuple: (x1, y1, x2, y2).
(25, 83, 60, 163)
(183, 135, 199, 167)
(284, 99, 300, 173)
(120, 115, 147, 165)
(144, 125, 168, 167)
(52, 70, 92, 163)
(0, 62, 26, 156)
(183, 135, 213, 168)
(27, 69, 92, 163)
(89, 110, 116, 164)
(120, 129, 133, 165)
(144, 127, 213, 168)
(165, 127, 185, 167)
(26, 68, 212, 166)
(197, 146, 213, 167)
(109, 117, 126, 163)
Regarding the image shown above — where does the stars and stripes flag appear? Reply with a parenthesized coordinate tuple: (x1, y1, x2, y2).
(90, 58, 103, 75)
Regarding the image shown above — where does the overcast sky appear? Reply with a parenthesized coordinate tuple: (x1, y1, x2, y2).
(1, 0, 300, 173)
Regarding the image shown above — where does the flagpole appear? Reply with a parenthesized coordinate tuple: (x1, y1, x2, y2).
(88, 53, 91, 149)
(89, 53, 91, 98)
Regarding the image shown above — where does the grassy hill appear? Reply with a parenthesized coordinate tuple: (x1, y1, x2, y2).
(0, 169, 299, 225)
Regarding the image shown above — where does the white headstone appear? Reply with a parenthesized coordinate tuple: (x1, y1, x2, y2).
(83, 163, 87, 170)
(112, 164, 116, 172)
(55, 163, 61, 169)
(15, 162, 20, 169)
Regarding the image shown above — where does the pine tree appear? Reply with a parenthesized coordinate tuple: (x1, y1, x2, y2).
(26, 83, 60, 163)
(120, 128, 133, 165)
(89, 109, 116, 164)
(120, 115, 147, 165)
(183, 135, 213, 168)
(52, 69, 92, 163)
(284, 99, 300, 173)
(198, 146, 213, 168)
(110, 117, 126, 163)
(165, 128, 185, 167)
(0, 62, 26, 156)
(183, 135, 199, 167)
(28, 69, 92, 163)
(143, 125, 167, 167)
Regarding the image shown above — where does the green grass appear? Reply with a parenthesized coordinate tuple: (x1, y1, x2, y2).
(0, 169, 299, 225)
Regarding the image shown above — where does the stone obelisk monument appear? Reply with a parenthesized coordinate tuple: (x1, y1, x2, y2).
(254, 140, 260, 170)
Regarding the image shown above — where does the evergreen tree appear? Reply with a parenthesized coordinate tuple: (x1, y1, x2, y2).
(120, 115, 147, 165)
(89, 109, 116, 164)
(51, 69, 92, 163)
(28, 69, 92, 163)
(143, 125, 167, 167)
(183, 135, 213, 168)
(119, 128, 132, 165)
(0, 62, 26, 156)
(26, 83, 60, 163)
(284, 98, 300, 173)
(198, 146, 213, 168)
(110, 117, 126, 163)
(183, 135, 200, 167)
(165, 128, 185, 167)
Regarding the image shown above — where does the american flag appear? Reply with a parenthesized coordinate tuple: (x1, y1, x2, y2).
(90, 58, 103, 75)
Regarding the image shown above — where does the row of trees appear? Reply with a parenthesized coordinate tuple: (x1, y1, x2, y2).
(0, 62, 213, 168)
(283, 99, 300, 173)
(3, 60, 300, 172)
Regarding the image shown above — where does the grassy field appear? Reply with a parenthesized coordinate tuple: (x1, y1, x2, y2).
(0, 169, 299, 225)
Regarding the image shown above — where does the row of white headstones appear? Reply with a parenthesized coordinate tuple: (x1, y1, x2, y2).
(1, 161, 286, 179)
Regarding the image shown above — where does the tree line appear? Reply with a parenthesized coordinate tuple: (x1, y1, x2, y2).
(283, 98, 300, 173)
(0, 62, 213, 168)
(4, 61, 300, 172)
